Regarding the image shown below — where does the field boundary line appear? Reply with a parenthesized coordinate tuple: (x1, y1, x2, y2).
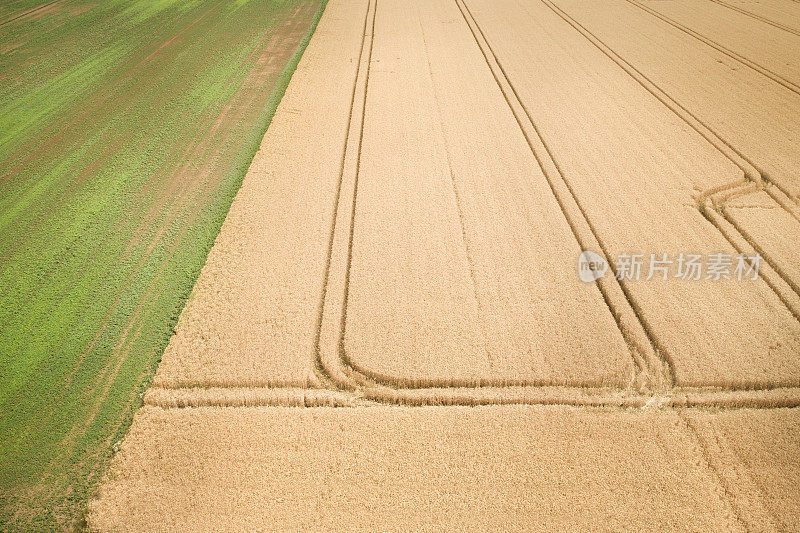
(142, 383, 800, 409)
(153, 378, 312, 390)
(367, 385, 800, 408)
(144, 386, 365, 408)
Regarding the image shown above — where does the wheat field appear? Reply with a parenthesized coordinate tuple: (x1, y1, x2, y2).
(90, 0, 800, 529)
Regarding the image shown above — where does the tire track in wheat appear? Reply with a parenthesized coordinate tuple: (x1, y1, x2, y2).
(625, 0, 800, 95)
(456, 0, 668, 388)
(541, 0, 800, 325)
(149, 0, 800, 410)
(311, 0, 375, 392)
(708, 0, 800, 37)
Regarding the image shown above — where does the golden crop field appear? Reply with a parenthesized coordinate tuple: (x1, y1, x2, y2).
(6, 0, 800, 529)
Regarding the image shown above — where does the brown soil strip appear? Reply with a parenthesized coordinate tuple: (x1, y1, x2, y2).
(0, 0, 62, 26)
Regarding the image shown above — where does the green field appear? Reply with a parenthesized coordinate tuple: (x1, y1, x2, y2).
(0, 0, 325, 528)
